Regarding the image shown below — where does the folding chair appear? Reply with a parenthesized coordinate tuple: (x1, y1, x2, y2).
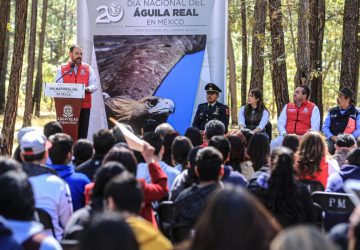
(301, 179, 325, 193)
(60, 240, 80, 250)
(312, 191, 355, 231)
(156, 201, 175, 239)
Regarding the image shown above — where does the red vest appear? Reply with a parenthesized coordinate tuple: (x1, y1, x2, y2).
(61, 61, 91, 109)
(285, 101, 315, 135)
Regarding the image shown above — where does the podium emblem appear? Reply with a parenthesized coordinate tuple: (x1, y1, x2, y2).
(63, 105, 74, 118)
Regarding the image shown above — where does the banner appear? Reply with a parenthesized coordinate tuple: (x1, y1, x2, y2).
(77, 0, 227, 135)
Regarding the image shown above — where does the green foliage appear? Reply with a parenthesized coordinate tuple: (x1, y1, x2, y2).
(228, 0, 348, 120)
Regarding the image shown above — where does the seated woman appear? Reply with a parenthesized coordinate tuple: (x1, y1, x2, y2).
(249, 147, 315, 228)
(238, 89, 271, 139)
(297, 131, 339, 188)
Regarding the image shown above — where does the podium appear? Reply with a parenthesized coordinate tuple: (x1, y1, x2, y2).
(44, 83, 85, 141)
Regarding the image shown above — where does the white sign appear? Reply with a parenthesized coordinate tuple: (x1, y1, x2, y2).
(44, 83, 85, 99)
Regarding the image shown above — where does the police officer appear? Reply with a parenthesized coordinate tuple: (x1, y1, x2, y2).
(192, 83, 230, 133)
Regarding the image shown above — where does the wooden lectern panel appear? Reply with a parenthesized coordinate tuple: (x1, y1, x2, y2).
(54, 98, 83, 141)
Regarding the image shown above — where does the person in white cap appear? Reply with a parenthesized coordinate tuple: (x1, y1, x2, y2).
(20, 131, 73, 240)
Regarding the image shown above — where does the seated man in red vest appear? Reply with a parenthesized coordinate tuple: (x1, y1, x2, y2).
(322, 87, 360, 155)
(55, 44, 98, 139)
(270, 85, 320, 150)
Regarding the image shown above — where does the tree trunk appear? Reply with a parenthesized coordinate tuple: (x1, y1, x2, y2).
(295, 0, 310, 86)
(250, 0, 267, 92)
(23, 0, 38, 127)
(339, 0, 360, 102)
(62, 0, 67, 50)
(309, 0, 325, 122)
(0, 0, 11, 114)
(227, 29, 238, 126)
(1, 0, 28, 155)
(240, 0, 248, 106)
(269, 0, 289, 116)
(33, 0, 48, 117)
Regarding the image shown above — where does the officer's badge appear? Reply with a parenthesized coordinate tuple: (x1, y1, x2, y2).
(213, 107, 220, 115)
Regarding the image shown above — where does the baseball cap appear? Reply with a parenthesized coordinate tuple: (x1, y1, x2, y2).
(17, 127, 36, 143)
(20, 131, 52, 156)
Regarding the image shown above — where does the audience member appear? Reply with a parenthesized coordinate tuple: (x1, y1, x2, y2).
(0, 216, 21, 249)
(155, 123, 175, 136)
(172, 136, 193, 172)
(297, 131, 339, 188)
(142, 119, 159, 136)
(64, 161, 126, 240)
(203, 120, 226, 146)
(100, 143, 168, 228)
(282, 134, 300, 153)
(270, 225, 338, 250)
(163, 130, 180, 167)
(184, 127, 203, 147)
(0, 156, 22, 176)
(13, 127, 36, 162)
(20, 131, 73, 240)
(247, 133, 270, 186)
(43, 121, 63, 138)
(226, 135, 254, 181)
(174, 147, 223, 228)
(327, 148, 360, 193)
(48, 133, 90, 211)
(137, 132, 179, 190)
(190, 186, 281, 250)
(76, 129, 115, 181)
(72, 139, 93, 167)
(249, 147, 315, 227)
(169, 146, 201, 201)
(208, 136, 248, 187)
(333, 134, 357, 167)
(112, 123, 134, 144)
(0, 171, 61, 249)
(80, 212, 139, 250)
(104, 171, 172, 250)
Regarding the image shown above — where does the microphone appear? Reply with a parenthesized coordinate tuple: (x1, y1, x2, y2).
(56, 63, 75, 83)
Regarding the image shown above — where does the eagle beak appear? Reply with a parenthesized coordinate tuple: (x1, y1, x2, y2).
(148, 98, 175, 115)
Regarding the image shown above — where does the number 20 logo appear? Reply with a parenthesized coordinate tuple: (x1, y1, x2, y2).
(96, 2, 124, 24)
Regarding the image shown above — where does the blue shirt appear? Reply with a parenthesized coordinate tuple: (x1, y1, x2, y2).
(322, 106, 360, 139)
(136, 161, 180, 190)
(50, 164, 90, 211)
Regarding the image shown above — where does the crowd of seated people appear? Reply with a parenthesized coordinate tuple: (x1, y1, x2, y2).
(3, 110, 360, 250)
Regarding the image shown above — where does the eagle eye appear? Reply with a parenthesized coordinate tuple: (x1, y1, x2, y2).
(147, 99, 158, 107)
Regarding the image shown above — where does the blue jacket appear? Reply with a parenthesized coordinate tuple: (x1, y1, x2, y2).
(51, 164, 90, 211)
(0, 218, 21, 250)
(222, 165, 248, 187)
(326, 165, 360, 193)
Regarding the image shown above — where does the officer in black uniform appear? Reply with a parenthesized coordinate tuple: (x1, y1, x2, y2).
(192, 83, 230, 133)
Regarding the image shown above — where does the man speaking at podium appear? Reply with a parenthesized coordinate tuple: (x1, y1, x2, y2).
(55, 44, 98, 139)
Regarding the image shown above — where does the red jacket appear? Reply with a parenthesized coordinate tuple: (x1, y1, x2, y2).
(84, 162, 168, 228)
(61, 61, 91, 109)
(286, 101, 315, 135)
(299, 157, 329, 188)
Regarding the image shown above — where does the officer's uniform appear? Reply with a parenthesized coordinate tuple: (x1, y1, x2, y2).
(192, 83, 230, 133)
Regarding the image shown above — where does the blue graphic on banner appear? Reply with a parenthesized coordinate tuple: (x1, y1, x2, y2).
(155, 50, 205, 135)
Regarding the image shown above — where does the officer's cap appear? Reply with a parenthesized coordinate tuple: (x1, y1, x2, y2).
(205, 83, 222, 93)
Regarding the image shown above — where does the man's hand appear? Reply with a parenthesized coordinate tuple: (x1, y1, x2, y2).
(141, 141, 156, 164)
